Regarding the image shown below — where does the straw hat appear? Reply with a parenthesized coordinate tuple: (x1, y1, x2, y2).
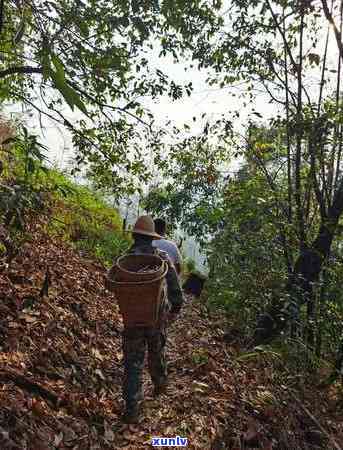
(132, 215, 161, 239)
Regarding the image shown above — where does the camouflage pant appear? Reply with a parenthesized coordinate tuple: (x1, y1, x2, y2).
(122, 324, 167, 410)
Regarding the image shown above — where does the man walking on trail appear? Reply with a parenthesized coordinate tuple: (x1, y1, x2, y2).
(108, 216, 184, 424)
(153, 218, 183, 276)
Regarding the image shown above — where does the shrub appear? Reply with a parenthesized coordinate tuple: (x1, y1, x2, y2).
(0, 120, 130, 266)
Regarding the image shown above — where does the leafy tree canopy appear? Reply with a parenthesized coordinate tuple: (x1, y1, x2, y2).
(0, 0, 223, 197)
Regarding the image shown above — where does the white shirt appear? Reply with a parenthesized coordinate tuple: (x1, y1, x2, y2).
(152, 238, 182, 266)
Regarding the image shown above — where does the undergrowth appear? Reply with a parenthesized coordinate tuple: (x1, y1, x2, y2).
(0, 122, 130, 267)
(46, 170, 130, 265)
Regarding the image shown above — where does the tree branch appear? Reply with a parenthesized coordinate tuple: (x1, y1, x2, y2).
(321, 0, 343, 62)
(66, 78, 152, 128)
(334, 3, 343, 193)
(308, 136, 327, 219)
(0, 0, 4, 35)
(8, 89, 113, 167)
(266, 1, 314, 115)
(288, 390, 342, 450)
(283, 5, 293, 224)
(294, 5, 306, 247)
(266, 0, 298, 71)
(330, 175, 343, 219)
(0, 66, 43, 79)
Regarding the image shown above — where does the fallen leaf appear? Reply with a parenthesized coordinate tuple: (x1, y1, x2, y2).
(20, 313, 38, 324)
(92, 348, 104, 361)
(95, 369, 106, 380)
(54, 432, 64, 447)
(104, 421, 115, 442)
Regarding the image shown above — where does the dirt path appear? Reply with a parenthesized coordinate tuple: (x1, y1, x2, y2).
(0, 226, 233, 449)
(0, 226, 342, 449)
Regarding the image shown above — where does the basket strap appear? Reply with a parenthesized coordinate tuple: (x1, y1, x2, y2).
(114, 252, 164, 270)
(110, 261, 168, 286)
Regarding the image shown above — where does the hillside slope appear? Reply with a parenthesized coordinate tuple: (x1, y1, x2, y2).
(0, 222, 342, 449)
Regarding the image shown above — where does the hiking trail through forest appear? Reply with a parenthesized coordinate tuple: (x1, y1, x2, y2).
(0, 221, 342, 449)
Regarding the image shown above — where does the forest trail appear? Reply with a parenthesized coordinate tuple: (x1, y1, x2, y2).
(0, 221, 342, 449)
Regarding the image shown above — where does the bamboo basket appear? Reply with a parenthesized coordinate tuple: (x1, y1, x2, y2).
(106, 254, 168, 327)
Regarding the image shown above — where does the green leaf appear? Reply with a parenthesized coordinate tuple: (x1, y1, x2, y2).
(27, 158, 35, 174)
(74, 99, 89, 117)
(13, 17, 26, 45)
(64, 84, 88, 116)
(42, 53, 51, 81)
(45, 52, 88, 116)
(51, 54, 66, 84)
(50, 71, 88, 116)
(236, 352, 261, 361)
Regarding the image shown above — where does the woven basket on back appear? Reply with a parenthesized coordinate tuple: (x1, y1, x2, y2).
(106, 254, 168, 327)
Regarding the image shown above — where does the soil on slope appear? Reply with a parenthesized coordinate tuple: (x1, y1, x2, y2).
(0, 223, 342, 449)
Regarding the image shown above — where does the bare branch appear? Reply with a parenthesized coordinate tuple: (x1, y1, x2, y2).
(66, 78, 152, 128)
(318, 13, 331, 115)
(294, 6, 306, 246)
(308, 138, 327, 219)
(321, 0, 343, 62)
(334, 3, 343, 193)
(283, 5, 293, 224)
(330, 175, 343, 219)
(0, 0, 4, 35)
(266, 0, 314, 114)
(266, 0, 298, 70)
(0, 66, 43, 79)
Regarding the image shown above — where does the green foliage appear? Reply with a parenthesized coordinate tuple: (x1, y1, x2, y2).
(0, 124, 49, 231)
(315, 260, 343, 360)
(49, 177, 130, 265)
(191, 348, 209, 366)
(236, 346, 281, 363)
(143, 133, 231, 243)
(0, 121, 130, 266)
(184, 257, 196, 274)
(1, 0, 223, 199)
(2, 0, 343, 381)
(206, 166, 288, 330)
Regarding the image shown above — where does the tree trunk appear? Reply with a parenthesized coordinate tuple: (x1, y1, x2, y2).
(333, 339, 343, 380)
(254, 222, 336, 345)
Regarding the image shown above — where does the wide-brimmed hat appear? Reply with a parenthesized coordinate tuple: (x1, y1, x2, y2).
(132, 215, 161, 239)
